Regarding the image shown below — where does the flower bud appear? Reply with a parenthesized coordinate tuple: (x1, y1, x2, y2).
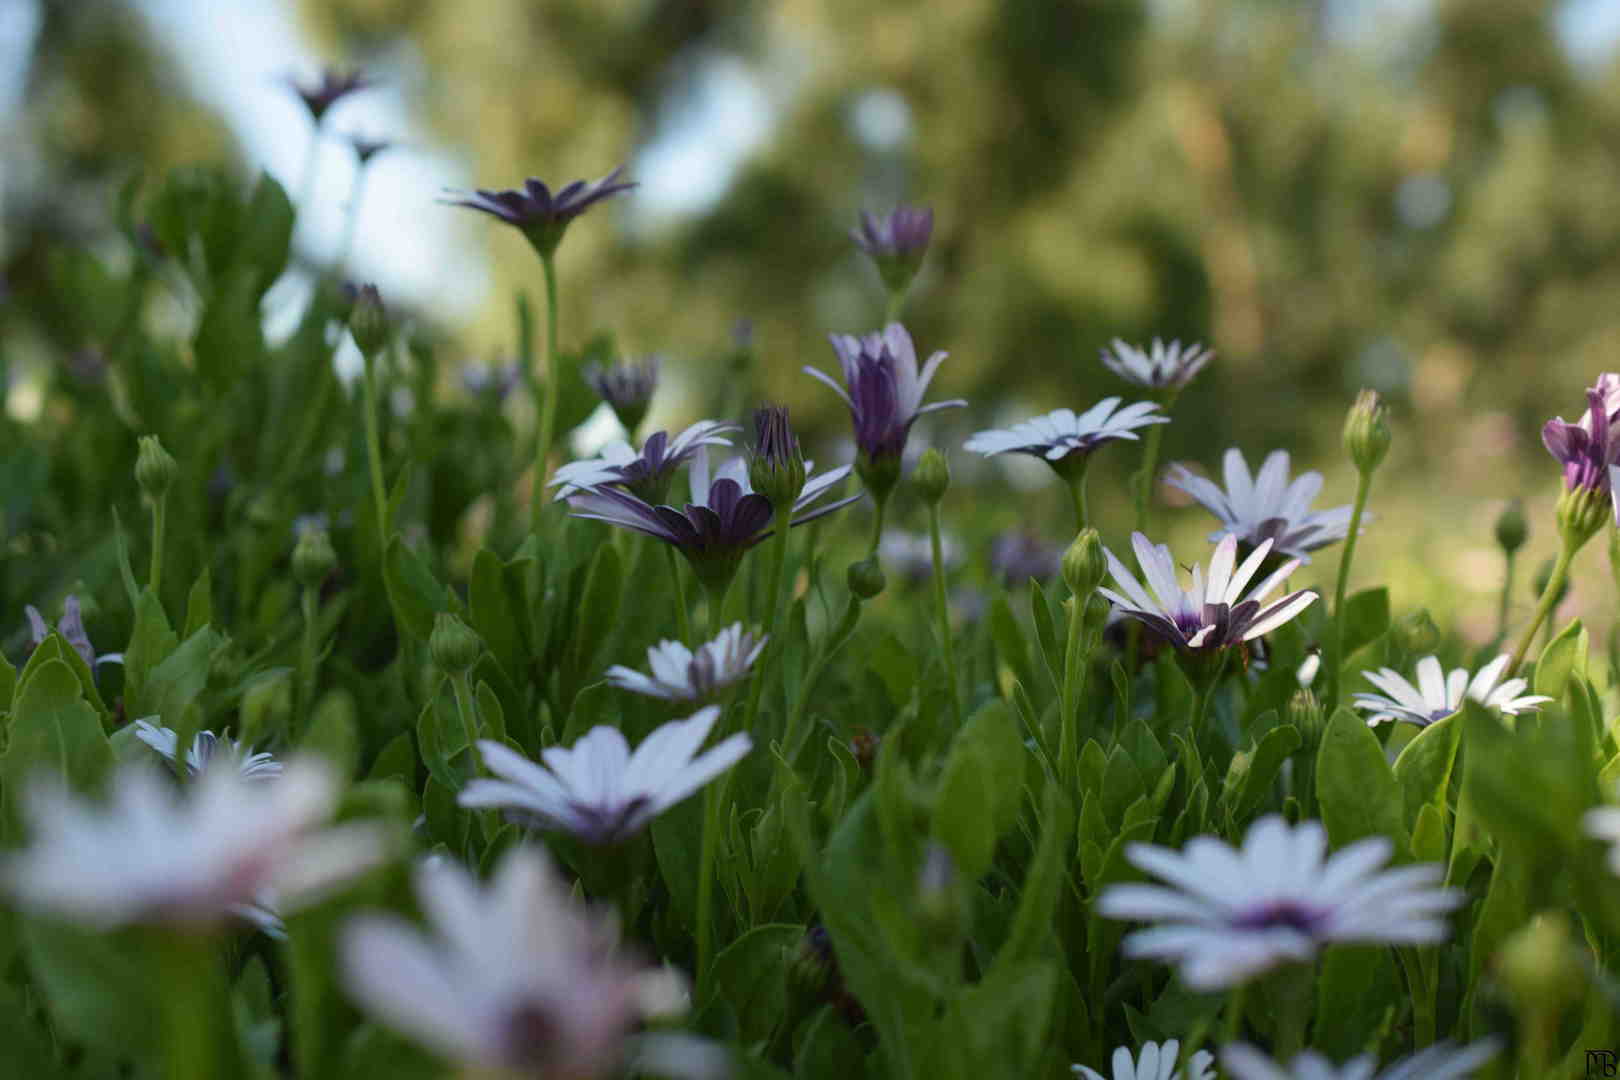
(911, 449, 950, 505)
(1555, 483, 1609, 549)
(1287, 689, 1326, 747)
(1494, 499, 1528, 556)
(347, 282, 389, 358)
(1061, 528, 1107, 598)
(747, 406, 807, 513)
(1343, 389, 1391, 475)
(135, 435, 176, 499)
(429, 612, 481, 674)
(1391, 609, 1440, 656)
(847, 556, 886, 599)
(292, 528, 337, 590)
(1496, 910, 1583, 1018)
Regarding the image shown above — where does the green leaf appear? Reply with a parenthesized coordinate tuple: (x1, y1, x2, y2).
(22, 921, 158, 1059)
(1312, 945, 1401, 1057)
(1316, 707, 1407, 853)
(0, 651, 13, 712)
(988, 784, 1072, 980)
(708, 924, 805, 1043)
(2, 660, 113, 831)
(933, 700, 1025, 877)
(1392, 710, 1461, 828)
(1221, 723, 1301, 824)
(795, 1005, 868, 1078)
(1029, 581, 1063, 695)
(1341, 587, 1390, 658)
(561, 544, 622, 703)
(470, 549, 524, 679)
(1099, 746, 1145, 826)
(367, 733, 416, 784)
(383, 536, 447, 642)
(989, 591, 1035, 698)
(132, 624, 221, 729)
(1535, 618, 1588, 700)
(302, 689, 360, 776)
(183, 567, 213, 640)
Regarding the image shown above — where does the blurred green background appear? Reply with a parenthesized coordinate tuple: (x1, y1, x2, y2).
(6, 0, 1620, 647)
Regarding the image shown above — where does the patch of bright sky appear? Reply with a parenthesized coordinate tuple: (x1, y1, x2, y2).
(1557, 0, 1620, 69)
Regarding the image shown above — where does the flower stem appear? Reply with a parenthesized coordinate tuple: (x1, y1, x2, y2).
(703, 578, 732, 641)
(1497, 550, 1517, 642)
(360, 351, 391, 543)
(450, 670, 481, 782)
(786, 594, 864, 763)
(868, 491, 889, 557)
(1134, 414, 1168, 534)
(927, 503, 961, 726)
(148, 492, 167, 599)
(1508, 537, 1577, 676)
(531, 252, 561, 535)
(1222, 982, 1247, 1046)
(741, 520, 794, 736)
(153, 930, 244, 1080)
(667, 547, 694, 644)
(695, 775, 721, 997)
(1327, 467, 1373, 706)
(1066, 465, 1091, 534)
(883, 286, 908, 327)
(298, 586, 319, 718)
(1059, 590, 1092, 784)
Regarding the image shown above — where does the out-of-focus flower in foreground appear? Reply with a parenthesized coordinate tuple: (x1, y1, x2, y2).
(1072, 1039, 1215, 1080)
(445, 167, 636, 257)
(605, 624, 766, 703)
(1352, 655, 1551, 727)
(286, 68, 371, 125)
(1099, 338, 1213, 392)
(1166, 449, 1353, 562)
(1219, 1040, 1498, 1080)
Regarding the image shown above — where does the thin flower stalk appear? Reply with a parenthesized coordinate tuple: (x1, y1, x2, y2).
(1327, 467, 1373, 706)
(1507, 535, 1577, 676)
(532, 250, 561, 534)
(927, 500, 961, 725)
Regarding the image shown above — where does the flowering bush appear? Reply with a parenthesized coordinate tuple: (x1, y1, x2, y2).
(3, 111, 1616, 1080)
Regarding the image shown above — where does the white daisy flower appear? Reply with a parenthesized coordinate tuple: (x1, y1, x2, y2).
(1098, 816, 1462, 989)
(1074, 1039, 1216, 1080)
(964, 399, 1168, 469)
(133, 719, 284, 781)
(340, 847, 712, 1077)
(1220, 1040, 1498, 1080)
(1100, 338, 1213, 391)
(1165, 449, 1354, 562)
(2, 758, 386, 930)
(1352, 654, 1552, 728)
(458, 707, 751, 844)
(604, 623, 766, 702)
(1099, 532, 1317, 654)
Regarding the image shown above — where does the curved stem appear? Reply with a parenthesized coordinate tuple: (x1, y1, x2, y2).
(148, 494, 167, 599)
(1508, 539, 1577, 676)
(927, 503, 961, 726)
(360, 352, 391, 542)
(531, 253, 561, 535)
(666, 547, 693, 644)
(1327, 468, 1373, 707)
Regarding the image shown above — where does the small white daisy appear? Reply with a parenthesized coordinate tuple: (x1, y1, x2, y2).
(2, 758, 386, 930)
(1165, 449, 1354, 562)
(458, 707, 751, 844)
(1220, 1040, 1498, 1080)
(1098, 816, 1462, 989)
(341, 847, 706, 1076)
(604, 623, 766, 702)
(1352, 655, 1551, 728)
(1099, 532, 1316, 654)
(1100, 338, 1213, 391)
(134, 719, 284, 780)
(964, 399, 1167, 469)
(1074, 1039, 1216, 1080)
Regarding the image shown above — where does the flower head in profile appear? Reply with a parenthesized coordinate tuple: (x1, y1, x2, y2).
(1100, 338, 1213, 392)
(460, 360, 523, 404)
(1074, 1039, 1215, 1080)
(748, 405, 809, 511)
(964, 400, 1167, 481)
(1167, 449, 1354, 562)
(134, 719, 284, 781)
(1352, 655, 1551, 727)
(286, 68, 371, 124)
(585, 355, 660, 434)
(551, 421, 738, 504)
(1220, 1041, 1498, 1080)
(1098, 816, 1462, 989)
(989, 529, 1063, 587)
(24, 594, 109, 671)
(341, 848, 709, 1077)
(566, 447, 858, 588)
(2, 758, 385, 930)
(851, 205, 934, 292)
(605, 624, 766, 702)
(445, 167, 636, 257)
(806, 323, 965, 498)
(1100, 533, 1316, 655)
(458, 707, 751, 845)
(1542, 373, 1620, 536)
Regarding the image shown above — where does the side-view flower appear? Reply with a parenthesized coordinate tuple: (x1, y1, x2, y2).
(1166, 449, 1353, 561)
(1219, 1040, 1498, 1080)
(550, 420, 738, 502)
(134, 719, 284, 780)
(1100, 338, 1213, 391)
(1352, 654, 1551, 727)
(1074, 1039, 1216, 1080)
(605, 623, 766, 702)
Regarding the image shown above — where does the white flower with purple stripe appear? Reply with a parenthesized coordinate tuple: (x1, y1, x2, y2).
(550, 420, 737, 501)
(964, 399, 1167, 471)
(1100, 338, 1213, 391)
(1352, 655, 1551, 728)
(605, 623, 766, 702)
(1166, 449, 1354, 562)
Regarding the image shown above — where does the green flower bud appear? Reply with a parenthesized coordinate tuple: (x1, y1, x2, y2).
(1287, 688, 1325, 747)
(347, 283, 389, 358)
(429, 612, 481, 674)
(1496, 911, 1583, 1018)
(1343, 389, 1391, 475)
(847, 556, 887, 599)
(911, 449, 950, 505)
(747, 406, 807, 513)
(1391, 609, 1440, 656)
(1495, 499, 1528, 556)
(135, 435, 176, 499)
(1555, 484, 1609, 550)
(1061, 528, 1107, 598)
(292, 528, 337, 590)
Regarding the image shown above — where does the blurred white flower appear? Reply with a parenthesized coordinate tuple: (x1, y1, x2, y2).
(1352, 655, 1551, 727)
(134, 719, 283, 781)
(1166, 449, 1354, 562)
(1074, 1039, 1215, 1080)
(1220, 1040, 1498, 1080)
(340, 847, 712, 1077)
(1098, 816, 1461, 989)
(1295, 651, 1321, 688)
(2, 758, 385, 929)
(1099, 338, 1213, 391)
(604, 623, 766, 702)
(458, 707, 751, 844)
(964, 400, 1166, 467)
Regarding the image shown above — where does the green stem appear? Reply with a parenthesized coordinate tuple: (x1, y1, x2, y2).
(360, 351, 391, 542)
(531, 252, 561, 535)
(1222, 982, 1247, 1046)
(868, 492, 890, 557)
(786, 595, 864, 762)
(1134, 415, 1168, 534)
(298, 586, 319, 718)
(1497, 551, 1516, 642)
(703, 578, 732, 641)
(148, 493, 167, 599)
(153, 931, 242, 1080)
(450, 670, 481, 780)
(695, 777, 721, 998)
(927, 503, 961, 726)
(1508, 538, 1577, 676)
(1066, 466, 1091, 534)
(741, 521, 794, 736)
(666, 547, 694, 644)
(1059, 589, 1092, 785)
(1328, 468, 1374, 707)
(883, 286, 908, 326)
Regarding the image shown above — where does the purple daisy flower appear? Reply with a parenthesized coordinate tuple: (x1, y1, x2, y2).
(286, 69, 371, 125)
(851, 206, 934, 292)
(805, 323, 965, 497)
(1542, 373, 1620, 527)
(566, 448, 859, 587)
(584, 356, 659, 433)
(550, 420, 738, 504)
(444, 167, 636, 257)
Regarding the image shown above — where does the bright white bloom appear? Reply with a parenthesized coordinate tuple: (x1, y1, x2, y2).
(550, 420, 737, 500)
(458, 707, 751, 844)
(341, 847, 710, 1077)
(134, 719, 284, 780)
(964, 400, 1167, 467)
(1352, 655, 1551, 728)
(1220, 1040, 1498, 1080)
(1074, 1039, 1216, 1080)
(604, 623, 766, 702)
(1098, 816, 1462, 989)
(1166, 449, 1353, 562)
(1100, 338, 1213, 391)
(2, 758, 386, 929)
(1099, 533, 1316, 654)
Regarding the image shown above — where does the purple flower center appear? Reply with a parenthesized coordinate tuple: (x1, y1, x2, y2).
(849, 351, 908, 461)
(565, 796, 654, 845)
(1230, 899, 1327, 935)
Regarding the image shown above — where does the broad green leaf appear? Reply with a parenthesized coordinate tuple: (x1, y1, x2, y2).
(708, 924, 805, 1042)
(1392, 710, 1460, 827)
(470, 549, 524, 678)
(302, 689, 360, 776)
(2, 659, 113, 832)
(1535, 618, 1588, 700)
(795, 1005, 867, 1078)
(989, 784, 1073, 980)
(183, 567, 213, 640)
(22, 921, 158, 1059)
(1316, 707, 1407, 853)
(1341, 587, 1390, 658)
(383, 536, 446, 642)
(933, 700, 1025, 877)
(1222, 723, 1301, 823)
